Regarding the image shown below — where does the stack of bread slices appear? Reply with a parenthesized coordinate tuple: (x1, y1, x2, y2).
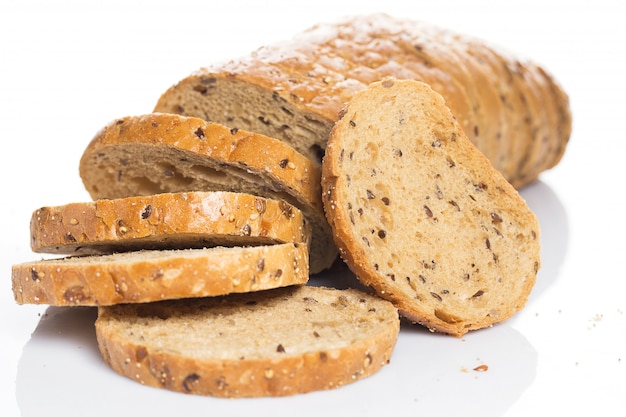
(12, 113, 401, 397)
(11, 13, 568, 399)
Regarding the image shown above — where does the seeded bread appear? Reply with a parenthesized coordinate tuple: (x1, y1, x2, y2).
(95, 285, 399, 397)
(78, 113, 336, 274)
(154, 13, 571, 189)
(12, 242, 308, 306)
(321, 78, 541, 337)
(30, 191, 308, 255)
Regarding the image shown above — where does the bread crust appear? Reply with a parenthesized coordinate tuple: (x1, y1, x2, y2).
(95, 286, 399, 397)
(79, 113, 336, 274)
(154, 13, 571, 189)
(321, 78, 541, 336)
(12, 243, 308, 306)
(30, 191, 309, 254)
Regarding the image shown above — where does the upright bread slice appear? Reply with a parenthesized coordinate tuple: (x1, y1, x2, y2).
(12, 242, 308, 306)
(30, 191, 308, 255)
(321, 78, 541, 337)
(154, 13, 571, 189)
(78, 113, 336, 274)
(95, 285, 400, 397)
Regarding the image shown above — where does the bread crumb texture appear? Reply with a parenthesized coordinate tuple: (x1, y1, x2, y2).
(95, 286, 399, 397)
(322, 78, 540, 336)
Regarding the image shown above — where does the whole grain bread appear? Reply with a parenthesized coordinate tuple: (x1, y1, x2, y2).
(78, 113, 336, 274)
(95, 285, 399, 397)
(321, 78, 541, 337)
(154, 13, 571, 188)
(30, 191, 309, 255)
(12, 242, 308, 306)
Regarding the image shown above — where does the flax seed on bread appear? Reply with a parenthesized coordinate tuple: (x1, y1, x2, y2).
(321, 78, 541, 337)
(95, 285, 399, 397)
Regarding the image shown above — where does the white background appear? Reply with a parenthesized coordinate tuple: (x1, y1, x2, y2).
(1, 0, 625, 416)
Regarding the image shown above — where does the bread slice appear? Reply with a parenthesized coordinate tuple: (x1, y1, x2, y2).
(321, 78, 541, 337)
(78, 113, 336, 274)
(154, 13, 571, 189)
(12, 242, 308, 306)
(30, 191, 309, 255)
(95, 285, 399, 397)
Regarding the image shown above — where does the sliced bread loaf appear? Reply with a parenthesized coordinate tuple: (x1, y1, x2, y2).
(321, 78, 541, 337)
(12, 242, 308, 306)
(95, 285, 399, 397)
(78, 113, 336, 274)
(154, 13, 571, 189)
(30, 191, 308, 255)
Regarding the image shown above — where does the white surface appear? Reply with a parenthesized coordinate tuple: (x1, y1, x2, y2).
(1, 1, 624, 416)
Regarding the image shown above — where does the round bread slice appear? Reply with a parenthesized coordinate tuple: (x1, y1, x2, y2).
(78, 113, 336, 274)
(30, 191, 308, 255)
(95, 285, 400, 397)
(12, 242, 308, 306)
(321, 78, 541, 337)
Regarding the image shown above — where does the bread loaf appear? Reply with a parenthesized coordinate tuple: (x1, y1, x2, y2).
(78, 113, 336, 274)
(154, 13, 571, 188)
(12, 242, 308, 306)
(30, 191, 309, 255)
(95, 285, 399, 397)
(321, 78, 541, 336)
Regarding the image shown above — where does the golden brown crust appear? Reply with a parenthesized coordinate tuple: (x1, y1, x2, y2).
(502, 57, 548, 186)
(79, 113, 336, 274)
(523, 61, 572, 176)
(455, 39, 514, 181)
(321, 78, 540, 337)
(95, 286, 400, 397)
(154, 13, 571, 189)
(12, 243, 308, 306)
(30, 191, 309, 254)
